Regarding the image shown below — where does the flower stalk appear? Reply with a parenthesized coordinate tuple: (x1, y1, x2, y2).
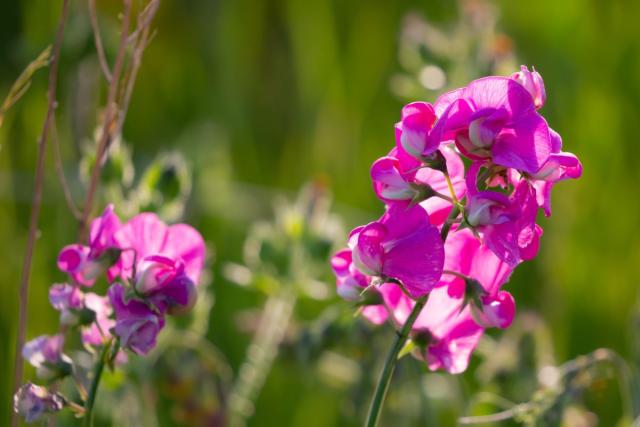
(365, 294, 428, 427)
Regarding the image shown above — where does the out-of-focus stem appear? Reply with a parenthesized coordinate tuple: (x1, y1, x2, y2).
(228, 291, 296, 427)
(10, 2, 70, 426)
(88, 0, 112, 82)
(79, 0, 132, 242)
(83, 341, 111, 427)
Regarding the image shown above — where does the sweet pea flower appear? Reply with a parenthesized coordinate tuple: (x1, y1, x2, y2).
(363, 283, 483, 374)
(49, 284, 84, 326)
(529, 130, 582, 216)
(81, 293, 115, 347)
(57, 205, 121, 286)
(349, 204, 444, 298)
(14, 383, 64, 423)
(511, 65, 546, 109)
(113, 213, 205, 315)
(330, 248, 389, 324)
(465, 162, 542, 266)
(433, 76, 553, 174)
(396, 102, 438, 160)
(135, 255, 198, 315)
(22, 335, 71, 380)
(108, 283, 165, 355)
(371, 145, 466, 225)
(470, 291, 516, 329)
(331, 249, 369, 301)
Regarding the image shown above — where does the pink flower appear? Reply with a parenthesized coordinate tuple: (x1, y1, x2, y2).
(81, 293, 115, 347)
(465, 162, 542, 266)
(349, 204, 444, 298)
(441, 227, 514, 297)
(529, 130, 582, 216)
(396, 102, 438, 159)
(57, 205, 121, 286)
(330, 249, 369, 301)
(370, 145, 466, 225)
(470, 290, 516, 329)
(364, 283, 483, 374)
(14, 383, 64, 423)
(113, 213, 204, 316)
(108, 284, 165, 355)
(511, 65, 546, 109)
(114, 213, 205, 286)
(22, 335, 71, 380)
(433, 76, 553, 174)
(49, 284, 84, 326)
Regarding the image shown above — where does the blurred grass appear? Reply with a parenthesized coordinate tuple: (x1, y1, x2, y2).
(0, 0, 639, 425)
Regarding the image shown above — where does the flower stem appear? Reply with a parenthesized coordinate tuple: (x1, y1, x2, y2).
(228, 291, 296, 427)
(83, 341, 111, 427)
(365, 209, 458, 427)
(10, 3, 70, 426)
(365, 294, 429, 427)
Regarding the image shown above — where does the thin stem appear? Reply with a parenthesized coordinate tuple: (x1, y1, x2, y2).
(83, 341, 111, 427)
(51, 119, 82, 219)
(365, 210, 459, 427)
(442, 269, 469, 280)
(10, 2, 70, 426)
(87, 0, 112, 82)
(440, 204, 460, 241)
(116, 0, 159, 137)
(228, 291, 296, 427)
(79, 0, 132, 242)
(365, 295, 429, 427)
(432, 191, 453, 203)
(443, 171, 462, 209)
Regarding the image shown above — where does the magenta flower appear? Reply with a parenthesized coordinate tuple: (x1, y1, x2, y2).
(511, 65, 546, 110)
(57, 205, 121, 286)
(465, 162, 542, 266)
(49, 284, 84, 326)
(115, 212, 204, 278)
(22, 335, 71, 380)
(470, 291, 516, 329)
(395, 102, 438, 160)
(529, 130, 582, 216)
(14, 383, 64, 423)
(108, 283, 165, 355)
(364, 283, 483, 374)
(433, 76, 553, 174)
(370, 145, 466, 224)
(81, 293, 115, 347)
(331, 249, 369, 301)
(441, 227, 514, 293)
(135, 255, 198, 315)
(349, 204, 444, 298)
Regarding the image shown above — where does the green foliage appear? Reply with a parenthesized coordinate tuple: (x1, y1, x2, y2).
(1, 0, 640, 426)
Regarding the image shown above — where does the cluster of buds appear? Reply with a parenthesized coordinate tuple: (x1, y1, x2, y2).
(14, 205, 205, 423)
(332, 66, 581, 373)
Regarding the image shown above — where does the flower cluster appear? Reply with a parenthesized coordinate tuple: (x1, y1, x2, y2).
(14, 205, 205, 423)
(332, 66, 581, 374)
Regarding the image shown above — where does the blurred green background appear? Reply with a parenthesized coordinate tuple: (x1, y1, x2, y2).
(1, 0, 639, 425)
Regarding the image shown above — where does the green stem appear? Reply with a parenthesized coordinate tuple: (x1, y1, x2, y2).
(83, 341, 111, 427)
(365, 295, 429, 427)
(365, 206, 459, 427)
(228, 291, 296, 427)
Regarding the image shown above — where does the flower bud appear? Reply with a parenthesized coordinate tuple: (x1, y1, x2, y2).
(398, 102, 437, 159)
(135, 255, 181, 295)
(14, 383, 64, 423)
(22, 335, 71, 381)
(470, 290, 516, 329)
(511, 65, 546, 109)
(466, 192, 513, 227)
